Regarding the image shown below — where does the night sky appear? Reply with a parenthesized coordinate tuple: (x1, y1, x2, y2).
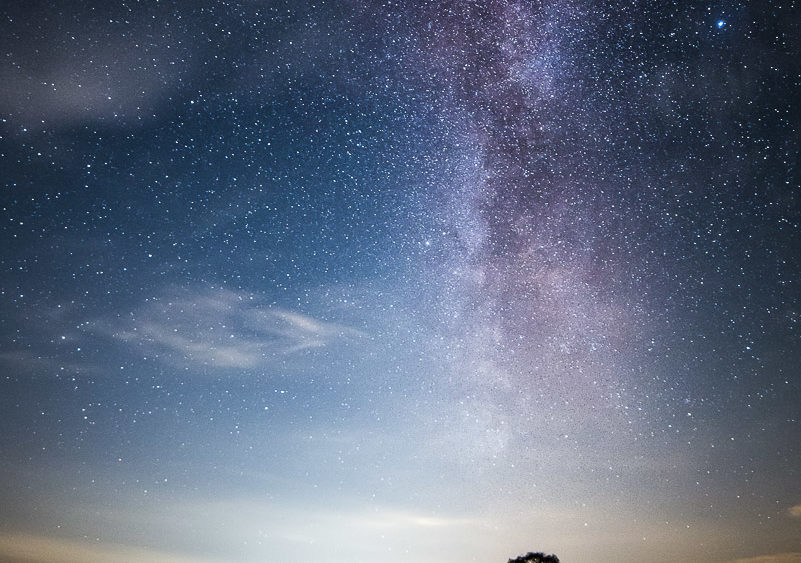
(1, 1, 800, 562)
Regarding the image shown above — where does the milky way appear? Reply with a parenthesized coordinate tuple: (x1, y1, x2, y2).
(1, 1, 800, 562)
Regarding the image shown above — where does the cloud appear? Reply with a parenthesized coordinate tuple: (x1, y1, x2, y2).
(155, 499, 494, 562)
(112, 287, 366, 369)
(728, 554, 801, 563)
(0, 532, 218, 563)
(0, 5, 198, 130)
(789, 504, 801, 518)
(23, 492, 496, 563)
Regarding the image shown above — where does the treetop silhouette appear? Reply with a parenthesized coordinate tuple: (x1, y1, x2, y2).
(507, 552, 560, 563)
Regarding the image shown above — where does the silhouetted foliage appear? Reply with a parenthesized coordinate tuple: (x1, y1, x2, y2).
(508, 552, 560, 563)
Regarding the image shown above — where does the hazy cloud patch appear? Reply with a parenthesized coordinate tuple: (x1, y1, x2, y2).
(112, 287, 366, 369)
(728, 554, 801, 563)
(0, 532, 218, 563)
(0, 4, 198, 131)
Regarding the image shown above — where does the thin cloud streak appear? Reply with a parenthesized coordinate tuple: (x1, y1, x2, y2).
(111, 287, 366, 369)
(727, 554, 801, 563)
(0, 533, 220, 563)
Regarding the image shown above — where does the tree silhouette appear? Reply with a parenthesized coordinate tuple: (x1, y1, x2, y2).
(508, 552, 560, 563)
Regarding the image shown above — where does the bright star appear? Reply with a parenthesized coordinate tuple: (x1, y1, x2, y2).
(716, 20, 726, 28)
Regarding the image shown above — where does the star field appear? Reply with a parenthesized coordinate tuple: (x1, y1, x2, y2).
(1, 1, 800, 562)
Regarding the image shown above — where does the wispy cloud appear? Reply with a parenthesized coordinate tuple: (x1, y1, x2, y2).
(154, 499, 495, 562)
(111, 287, 366, 369)
(0, 532, 219, 563)
(18, 493, 496, 563)
(0, 6, 197, 131)
(728, 554, 801, 563)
